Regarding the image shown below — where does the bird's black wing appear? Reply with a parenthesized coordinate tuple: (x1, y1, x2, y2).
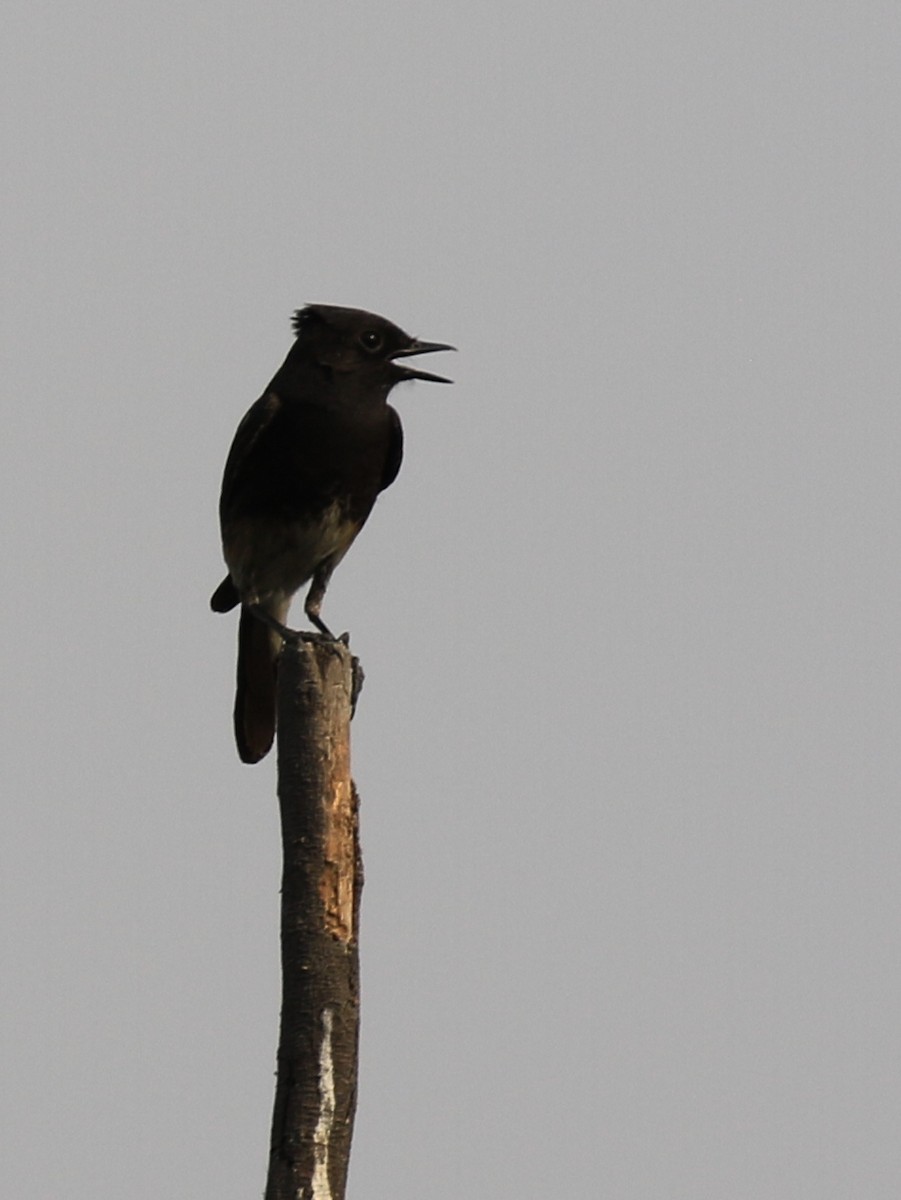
(379, 405, 404, 493)
(219, 392, 282, 518)
(210, 392, 284, 612)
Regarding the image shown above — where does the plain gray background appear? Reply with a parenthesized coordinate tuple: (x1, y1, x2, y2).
(3, 2, 900, 1196)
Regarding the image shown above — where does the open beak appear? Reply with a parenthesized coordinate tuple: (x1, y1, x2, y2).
(392, 338, 456, 384)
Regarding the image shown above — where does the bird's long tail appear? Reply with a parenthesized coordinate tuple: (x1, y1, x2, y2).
(234, 602, 285, 764)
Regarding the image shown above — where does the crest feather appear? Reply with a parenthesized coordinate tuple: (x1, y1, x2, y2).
(291, 306, 323, 336)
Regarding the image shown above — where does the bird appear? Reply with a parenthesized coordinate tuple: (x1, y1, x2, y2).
(211, 303, 454, 763)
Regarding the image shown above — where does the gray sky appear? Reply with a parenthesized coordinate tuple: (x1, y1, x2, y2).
(3, 2, 901, 1196)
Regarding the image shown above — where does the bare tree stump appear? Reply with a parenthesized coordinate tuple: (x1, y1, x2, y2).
(264, 636, 363, 1200)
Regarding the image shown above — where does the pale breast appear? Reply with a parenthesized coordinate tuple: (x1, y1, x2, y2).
(225, 500, 361, 605)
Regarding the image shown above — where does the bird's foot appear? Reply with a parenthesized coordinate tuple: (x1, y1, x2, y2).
(248, 604, 345, 644)
(247, 604, 304, 643)
(307, 612, 338, 641)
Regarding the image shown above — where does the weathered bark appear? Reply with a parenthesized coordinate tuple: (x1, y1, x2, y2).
(265, 636, 363, 1200)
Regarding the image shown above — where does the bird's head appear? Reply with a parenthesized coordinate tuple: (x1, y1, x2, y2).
(290, 304, 455, 386)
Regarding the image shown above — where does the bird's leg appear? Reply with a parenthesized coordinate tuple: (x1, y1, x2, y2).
(304, 561, 337, 639)
(246, 603, 302, 644)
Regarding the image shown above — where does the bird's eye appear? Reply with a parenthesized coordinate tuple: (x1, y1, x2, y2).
(360, 330, 383, 352)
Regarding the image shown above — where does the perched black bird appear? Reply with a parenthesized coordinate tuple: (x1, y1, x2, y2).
(211, 304, 454, 763)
